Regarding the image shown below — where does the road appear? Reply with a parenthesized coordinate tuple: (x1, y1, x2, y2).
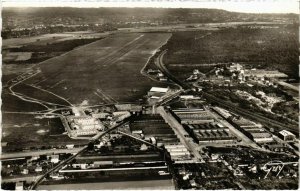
(155, 50, 188, 89)
(29, 116, 133, 190)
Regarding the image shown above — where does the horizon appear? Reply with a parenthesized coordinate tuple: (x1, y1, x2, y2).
(2, 0, 299, 14)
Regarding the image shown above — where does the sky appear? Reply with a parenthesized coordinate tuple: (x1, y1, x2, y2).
(2, 0, 299, 14)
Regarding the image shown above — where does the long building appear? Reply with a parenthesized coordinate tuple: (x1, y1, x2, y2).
(187, 123, 237, 143)
(243, 69, 288, 78)
(171, 108, 215, 124)
(230, 118, 273, 143)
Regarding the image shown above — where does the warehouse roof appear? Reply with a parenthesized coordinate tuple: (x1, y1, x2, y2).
(279, 130, 295, 137)
(149, 87, 169, 93)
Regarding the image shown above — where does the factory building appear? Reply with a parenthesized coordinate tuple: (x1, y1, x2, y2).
(129, 114, 180, 146)
(115, 104, 143, 114)
(171, 108, 214, 124)
(231, 118, 273, 143)
(164, 144, 191, 161)
(243, 69, 288, 78)
(211, 107, 233, 119)
(148, 87, 169, 97)
(187, 123, 237, 143)
(62, 115, 104, 137)
(278, 130, 295, 142)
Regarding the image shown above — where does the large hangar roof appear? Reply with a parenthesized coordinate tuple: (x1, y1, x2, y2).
(149, 87, 169, 93)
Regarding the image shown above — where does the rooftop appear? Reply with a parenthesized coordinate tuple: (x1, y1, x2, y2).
(279, 130, 295, 137)
(149, 87, 169, 93)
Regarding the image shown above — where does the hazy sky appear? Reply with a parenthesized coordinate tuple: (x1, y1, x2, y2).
(2, 0, 299, 14)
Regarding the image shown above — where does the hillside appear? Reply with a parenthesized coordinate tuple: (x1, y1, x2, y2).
(3, 7, 298, 29)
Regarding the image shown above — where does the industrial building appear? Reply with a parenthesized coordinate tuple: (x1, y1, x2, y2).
(164, 144, 191, 161)
(278, 130, 295, 142)
(171, 108, 215, 124)
(129, 114, 180, 146)
(64, 116, 104, 137)
(243, 69, 288, 78)
(186, 122, 237, 143)
(231, 118, 273, 143)
(115, 104, 143, 114)
(61, 107, 105, 137)
(148, 87, 170, 97)
(211, 107, 233, 119)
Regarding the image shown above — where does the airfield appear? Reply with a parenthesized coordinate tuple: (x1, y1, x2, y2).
(2, 32, 172, 149)
(11, 32, 172, 106)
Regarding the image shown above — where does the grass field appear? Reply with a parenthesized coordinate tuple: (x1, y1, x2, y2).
(1, 113, 88, 151)
(18, 32, 172, 105)
(163, 24, 298, 80)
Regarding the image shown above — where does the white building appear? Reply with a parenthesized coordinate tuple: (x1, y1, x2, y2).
(15, 182, 23, 191)
(148, 87, 169, 97)
(278, 130, 295, 142)
(51, 155, 60, 164)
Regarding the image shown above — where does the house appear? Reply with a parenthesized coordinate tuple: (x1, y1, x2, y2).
(15, 182, 23, 191)
(51, 155, 60, 164)
(35, 166, 43, 172)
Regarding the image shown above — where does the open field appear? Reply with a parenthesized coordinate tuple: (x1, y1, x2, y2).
(163, 24, 299, 80)
(2, 52, 33, 62)
(2, 32, 111, 49)
(15, 32, 172, 105)
(2, 37, 106, 84)
(1, 113, 88, 151)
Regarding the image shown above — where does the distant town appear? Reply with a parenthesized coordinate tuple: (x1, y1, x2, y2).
(1, 7, 299, 190)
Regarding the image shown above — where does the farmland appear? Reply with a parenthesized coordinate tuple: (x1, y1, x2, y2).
(13, 32, 172, 105)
